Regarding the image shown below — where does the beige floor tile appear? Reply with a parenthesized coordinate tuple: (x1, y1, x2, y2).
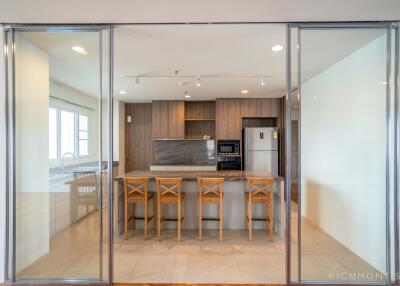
(17, 208, 381, 283)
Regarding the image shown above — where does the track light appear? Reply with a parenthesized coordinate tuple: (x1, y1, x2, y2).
(184, 91, 191, 99)
(196, 76, 202, 87)
(135, 77, 140, 86)
(260, 76, 266, 86)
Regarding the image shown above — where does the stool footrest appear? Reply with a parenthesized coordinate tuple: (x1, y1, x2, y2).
(162, 217, 185, 221)
(201, 217, 221, 221)
(129, 215, 154, 221)
(247, 217, 271, 222)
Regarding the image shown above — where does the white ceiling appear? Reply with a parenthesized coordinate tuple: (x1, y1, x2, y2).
(1, 0, 399, 23)
(20, 25, 384, 102)
(114, 25, 286, 101)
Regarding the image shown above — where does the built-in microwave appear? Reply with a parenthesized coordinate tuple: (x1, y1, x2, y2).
(217, 140, 240, 155)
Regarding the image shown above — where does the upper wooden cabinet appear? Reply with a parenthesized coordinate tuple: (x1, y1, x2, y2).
(216, 99, 242, 140)
(240, 98, 280, 118)
(152, 100, 185, 139)
(168, 100, 185, 138)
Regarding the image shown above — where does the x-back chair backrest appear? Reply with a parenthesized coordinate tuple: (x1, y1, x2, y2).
(247, 177, 274, 195)
(156, 177, 182, 196)
(198, 177, 224, 195)
(124, 177, 149, 198)
(74, 172, 98, 198)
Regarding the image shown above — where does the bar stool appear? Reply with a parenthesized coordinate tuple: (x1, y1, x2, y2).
(197, 177, 224, 241)
(245, 177, 274, 241)
(123, 177, 155, 240)
(156, 177, 185, 242)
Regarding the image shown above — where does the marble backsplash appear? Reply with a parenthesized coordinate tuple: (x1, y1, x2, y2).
(153, 140, 215, 166)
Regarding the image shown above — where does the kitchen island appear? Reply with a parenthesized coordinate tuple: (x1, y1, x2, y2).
(114, 170, 285, 237)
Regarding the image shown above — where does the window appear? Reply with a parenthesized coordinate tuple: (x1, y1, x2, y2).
(78, 115, 89, 156)
(49, 106, 91, 160)
(61, 110, 75, 155)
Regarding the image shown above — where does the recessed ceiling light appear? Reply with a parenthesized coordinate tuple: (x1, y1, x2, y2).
(72, 46, 88, 55)
(184, 91, 191, 98)
(241, 90, 249, 94)
(313, 96, 319, 100)
(381, 81, 388, 85)
(272, 45, 283, 52)
(119, 90, 127, 94)
(260, 76, 266, 87)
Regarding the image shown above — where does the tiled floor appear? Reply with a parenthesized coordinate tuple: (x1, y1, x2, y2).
(114, 229, 285, 283)
(18, 205, 381, 283)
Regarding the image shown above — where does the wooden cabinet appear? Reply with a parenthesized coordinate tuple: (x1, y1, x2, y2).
(152, 100, 184, 139)
(125, 103, 153, 171)
(240, 98, 280, 117)
(168, 100, 185, 138)
(184, 101, 216, 139)
(152, 100, 169, 138)
(216, 99, 241, 140)
(152, 98, 280, 140)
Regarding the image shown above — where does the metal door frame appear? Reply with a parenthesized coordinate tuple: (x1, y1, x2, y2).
(2, 21, 399, 286)
(285, 22, 399, 285)
(2, 24, 113, 285)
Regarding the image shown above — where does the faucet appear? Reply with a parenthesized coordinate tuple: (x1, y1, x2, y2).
(61, 152, 75, 170)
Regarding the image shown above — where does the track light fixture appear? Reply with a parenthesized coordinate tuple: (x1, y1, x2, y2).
(127, 74, 272, 89)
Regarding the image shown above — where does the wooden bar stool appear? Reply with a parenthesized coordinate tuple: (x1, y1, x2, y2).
(197, 177, 224, 241)
(246, 177, 274, 241)
(123, 177, 155, 240)
(156, 177, 185, 242)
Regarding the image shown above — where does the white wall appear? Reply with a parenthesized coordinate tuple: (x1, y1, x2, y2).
(301, 35, 387, 272)
(0, 0, 399, 23)
(14, 35, 50, 272)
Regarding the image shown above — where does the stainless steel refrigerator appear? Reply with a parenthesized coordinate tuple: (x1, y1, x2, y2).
(244, 127, 279, 175)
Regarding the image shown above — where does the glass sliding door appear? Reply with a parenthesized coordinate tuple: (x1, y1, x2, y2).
(288, 24, 394, 283)
(5, 26, 111, 282)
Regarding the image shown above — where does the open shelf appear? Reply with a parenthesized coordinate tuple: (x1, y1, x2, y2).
(184, 101, 216, 140)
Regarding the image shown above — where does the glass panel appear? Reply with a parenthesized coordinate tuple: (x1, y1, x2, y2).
(48, 108, 57, 159)
(112, 24, 286, 284)
(298, 27, 389, 282)
(289, 25, 300, 283)
(13, 28, 106, 281)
